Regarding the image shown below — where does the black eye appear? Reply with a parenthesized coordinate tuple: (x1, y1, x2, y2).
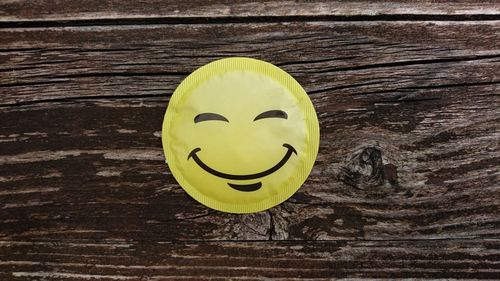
(194, 113, 229, 123)
(254, 110, 288, 121)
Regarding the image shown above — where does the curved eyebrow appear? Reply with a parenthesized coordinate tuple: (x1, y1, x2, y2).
(194, 113, 229, 123)
(254, 110, 288, 121)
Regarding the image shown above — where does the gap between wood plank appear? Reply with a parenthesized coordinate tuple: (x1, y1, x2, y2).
(1, 238, 497, 243)
(1, 14, 500, 28)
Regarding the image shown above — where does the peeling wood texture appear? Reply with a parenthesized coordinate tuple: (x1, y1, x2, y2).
(1, 1, 500, 280)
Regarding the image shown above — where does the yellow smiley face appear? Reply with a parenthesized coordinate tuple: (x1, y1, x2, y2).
(162, 57, 319, 213)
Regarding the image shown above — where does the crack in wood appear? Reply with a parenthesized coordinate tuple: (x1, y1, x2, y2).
(1, 14, 500, 29)
(0, 94, 169, 108)
(308, 54, 500, 74)
(268, 210, 275, 241)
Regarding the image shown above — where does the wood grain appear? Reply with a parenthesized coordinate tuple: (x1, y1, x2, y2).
(1, 239, 499, 280)
(1, 4, 500, 280)
(1, 21, 499, 106)
(1, 0, 499, 23)
(1, 20, 499, 243)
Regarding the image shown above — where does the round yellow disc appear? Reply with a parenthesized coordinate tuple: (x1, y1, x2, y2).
(162, 57, 319, 213)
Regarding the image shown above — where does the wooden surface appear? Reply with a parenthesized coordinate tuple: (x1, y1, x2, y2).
(1, 1, 499, 280)
(1, 0, 500, 22)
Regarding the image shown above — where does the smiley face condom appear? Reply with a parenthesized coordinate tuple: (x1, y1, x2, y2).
(162, 57, 319, 213)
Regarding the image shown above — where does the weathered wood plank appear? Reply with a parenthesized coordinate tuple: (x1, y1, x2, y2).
(0, 17, 499, 280)
(0, 94, 498, 241)
(1, 21, 499, 242)
(0, 0, 499, 23)
(1, 21, 499, 105)
(0, 239, 498, 279)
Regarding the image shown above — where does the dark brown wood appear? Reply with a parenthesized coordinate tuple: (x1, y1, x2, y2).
(1, 2, 499, 279)
(1, 22, 499, 106)
(1, 240, 499, 280)
(1, 0, 499, 22)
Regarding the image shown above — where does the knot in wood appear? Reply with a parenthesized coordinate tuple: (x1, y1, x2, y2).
(340, 146, 396, 190)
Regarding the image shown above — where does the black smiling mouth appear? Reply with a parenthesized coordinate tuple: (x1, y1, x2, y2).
(227, 182, 262, 192)
(188, 144, 297, 191)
